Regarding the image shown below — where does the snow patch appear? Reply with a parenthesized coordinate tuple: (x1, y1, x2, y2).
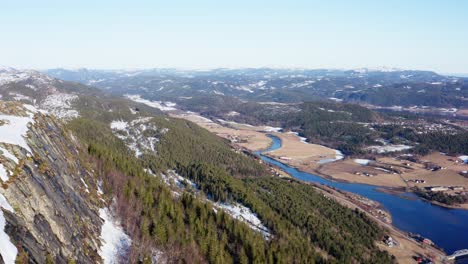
(214, 202, 271, 239)
(80, 178, 90, 193)
(99, 208, 132, 264)
(110, 118, 162, 157)
(328, 97, 343, 102)
(110, 120, 128, 130)
(263, 126, 282, 133)
(354, 159, 371, 165)
(366, 144, 413, 154)
(125, 94, 177, 111)
(9, 93, 32, 102)
(318, 150, 344, 164)
(40, 93, 79, 120)
(0, 114, 34, 153)
(159, 170, 271, 239)
(0, 193, 17, 264)
(0, 147, 18, 164)
(458, 155, 468, 163)
(0, 164, 9, 182)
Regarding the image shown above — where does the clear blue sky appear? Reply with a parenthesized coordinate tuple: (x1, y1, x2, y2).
(1, 0, 467, 73)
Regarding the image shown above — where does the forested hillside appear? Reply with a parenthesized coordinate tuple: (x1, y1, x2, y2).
(174, 96, 468, 156)
(46, 68, 467, 109)
(68, 112, 393, 263)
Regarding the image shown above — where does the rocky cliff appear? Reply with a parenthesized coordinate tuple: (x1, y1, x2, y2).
(0, 101, 106, 263)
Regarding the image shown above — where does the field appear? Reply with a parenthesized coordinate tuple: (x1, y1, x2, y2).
(174, 110, 468, 210)
(317, 160, 407, 187)
(305, 152, 468, 190)
(171, 112, 273, 151)
(265, 132, 339, 171)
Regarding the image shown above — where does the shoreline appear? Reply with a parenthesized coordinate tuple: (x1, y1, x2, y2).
(265, 152, 468, 211)
(174, 111, 453, 262)
(261, 156, 448, 263)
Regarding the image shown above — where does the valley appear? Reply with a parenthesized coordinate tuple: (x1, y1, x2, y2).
(169, 107, 468, 263)
(3, 1, 468, 263)
(0, 67, 466, 263)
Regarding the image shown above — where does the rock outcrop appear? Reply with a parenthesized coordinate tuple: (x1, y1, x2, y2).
(0, 102, 104, 263)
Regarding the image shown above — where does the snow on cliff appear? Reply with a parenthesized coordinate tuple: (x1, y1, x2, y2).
(0, 193, 17, 264)
(99, 207, 132, 264)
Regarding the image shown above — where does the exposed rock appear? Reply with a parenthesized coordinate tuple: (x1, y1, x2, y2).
(0, 102, 104, 262)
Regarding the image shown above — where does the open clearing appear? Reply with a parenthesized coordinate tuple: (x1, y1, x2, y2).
(265, 132, 339, 171)
(318, 153, 468, 190)
(171, 112, 273, 151)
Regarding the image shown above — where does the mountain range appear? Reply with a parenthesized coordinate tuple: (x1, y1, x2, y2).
(45, 68, 467, 112)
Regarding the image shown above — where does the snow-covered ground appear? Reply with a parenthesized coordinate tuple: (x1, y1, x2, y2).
(366, 144, 413, 153)
(214, 203, 271, 239)
(0, 113, 34, 153)
(0, 105, 37, 183)
(99, 207, 132, 264)
(110, 120, 128, 130)
(263, 126, 282, 132)
(159, 170, 272, 239)
(235, 85, 254, 93)
(459, 155, 468, 163)
(226, 111, 239, 116)
(80, 178, 90, 193)
(160, 170, 198, 190)
(328, 97, 343, 102)
(0, 193, 17, 264)
(110, 118, 165, 157)
(10, 92, 33, 102)
(125, 94, 177, 111)
(0, 147, 19, 164)
(216, 119, 281, 133)
(318, 150, 344, 164)
(40, 93, 79, 120)
(0, 68, 31, 86)
(0, 164, 9, 182)
(354, 159, 371, 165)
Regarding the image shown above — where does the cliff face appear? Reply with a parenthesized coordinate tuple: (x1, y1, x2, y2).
(0, 101, 104, 263)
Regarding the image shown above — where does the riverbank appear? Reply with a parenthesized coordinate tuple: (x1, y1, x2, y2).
(278, 175, 446, 263)
(173, 111, 468, 257)
(175, 111, 468, 210)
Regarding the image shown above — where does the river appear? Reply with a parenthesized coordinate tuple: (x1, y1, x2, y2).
(257, 135, 468, 255)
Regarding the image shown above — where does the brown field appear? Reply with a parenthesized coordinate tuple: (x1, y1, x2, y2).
(315, 152, 468, 191)
(265, 132, 338, 170)
(378, 153, 468, 189)
(171, 112, 273, 151)
(317, 160, 407, 187)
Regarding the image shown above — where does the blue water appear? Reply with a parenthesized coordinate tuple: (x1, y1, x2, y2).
(257, 135, 468, 254)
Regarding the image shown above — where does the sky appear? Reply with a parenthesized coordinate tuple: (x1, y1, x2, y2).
(1, 0, 467, 73)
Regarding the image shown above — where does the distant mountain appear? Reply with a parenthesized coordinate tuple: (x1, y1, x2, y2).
(0, 67, 163, 120)
(45, 68, 467, 109)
